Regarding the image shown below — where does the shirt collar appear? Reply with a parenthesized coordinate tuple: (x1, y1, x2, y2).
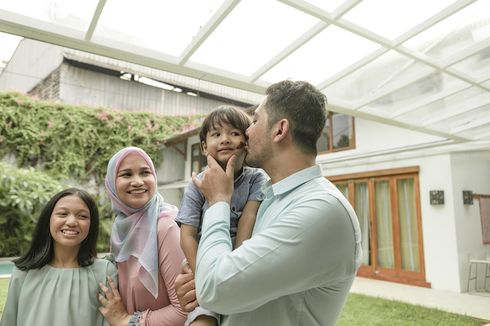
(262, 165, 322, 198)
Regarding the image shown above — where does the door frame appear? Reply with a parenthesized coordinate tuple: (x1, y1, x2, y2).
(329, 166, 430, 287)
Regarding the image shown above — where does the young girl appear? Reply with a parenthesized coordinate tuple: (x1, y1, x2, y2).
(0, 188, 117, 326)
(98, 146, 186, 326)
(176, 105, 267, 325)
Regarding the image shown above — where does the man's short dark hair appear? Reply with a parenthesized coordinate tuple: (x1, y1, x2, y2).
(265, 80, 327, 154)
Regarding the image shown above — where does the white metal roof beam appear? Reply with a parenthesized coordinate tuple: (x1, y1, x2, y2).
(328, 103, 469, 142)
(178, 0, 240, 65)
(249, 0, 361, 82)
(250, 0, 373, 84)
(310, 0, 478, 99)
(85, 0, 106, 41)
(0, 17, 267, 94)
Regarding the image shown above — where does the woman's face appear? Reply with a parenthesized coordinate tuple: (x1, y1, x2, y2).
(50, 195, 91, 251)
(115, 153, 156, 209)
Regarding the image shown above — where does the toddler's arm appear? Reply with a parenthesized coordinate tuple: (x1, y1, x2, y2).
(181, 224, 199, 272)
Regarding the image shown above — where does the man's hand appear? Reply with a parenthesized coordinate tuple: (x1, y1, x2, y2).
(192, 154, 236, 206)
(175, 260, 199, 312)
(98, 276, 131, 326)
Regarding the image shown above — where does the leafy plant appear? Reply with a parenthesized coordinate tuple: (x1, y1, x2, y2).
(0, 162, 63, 256)
(0, 92, 202, 184)
(0, 92, 203, 256)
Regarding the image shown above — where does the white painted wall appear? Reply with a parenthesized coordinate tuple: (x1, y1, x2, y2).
(450, 151, 490, 290)
(318, 117, 490, 292)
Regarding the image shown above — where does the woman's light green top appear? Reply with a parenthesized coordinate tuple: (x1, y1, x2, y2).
(0, 258, 117, 326)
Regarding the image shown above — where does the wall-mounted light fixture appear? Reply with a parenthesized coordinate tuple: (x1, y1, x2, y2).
(430, 190, 445, 205)
(463, 190, 474, 205)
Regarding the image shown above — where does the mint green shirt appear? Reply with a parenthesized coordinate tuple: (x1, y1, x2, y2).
(0, 258, 118, 326)
(195, 165, 362, 326)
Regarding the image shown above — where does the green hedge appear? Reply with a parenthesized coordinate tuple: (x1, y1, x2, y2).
(0, 92, 201, 183)
(0, 92, 203, 256)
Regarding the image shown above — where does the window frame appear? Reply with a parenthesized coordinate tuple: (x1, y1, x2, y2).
(317, 112, 356, 154)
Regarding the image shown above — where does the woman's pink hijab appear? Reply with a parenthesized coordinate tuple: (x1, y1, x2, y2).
(105, 147, 177, 298)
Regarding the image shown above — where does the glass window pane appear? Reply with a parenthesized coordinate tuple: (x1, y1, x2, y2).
(332, 114, 352, 149)
(336, 182, 349, 199)
(397, 178, 420, 272)
(316, 120, 329, 153)
(355, 181, 370, 266)
(375, 180, 394, 269)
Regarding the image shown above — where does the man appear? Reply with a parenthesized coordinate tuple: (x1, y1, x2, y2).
(176, 80, 362, 326)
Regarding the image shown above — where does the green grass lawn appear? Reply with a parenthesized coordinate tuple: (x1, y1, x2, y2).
(338, 293, 488, 326)
(0, 278, 487, 325)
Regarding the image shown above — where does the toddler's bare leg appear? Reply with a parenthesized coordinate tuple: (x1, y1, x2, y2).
(190, 315, 218, 326)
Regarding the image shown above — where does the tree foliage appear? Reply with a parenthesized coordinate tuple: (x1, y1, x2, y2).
(0, 92, 202, 256)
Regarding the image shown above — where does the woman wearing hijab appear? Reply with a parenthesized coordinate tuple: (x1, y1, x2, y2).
(99, 147, 186, 326)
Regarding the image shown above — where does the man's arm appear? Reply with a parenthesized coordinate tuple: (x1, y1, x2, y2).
(195, 196, 357, 314)
(235, 200, 260, 248)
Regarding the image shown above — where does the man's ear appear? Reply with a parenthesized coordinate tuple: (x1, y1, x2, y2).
(201, 141, 208, 155)
(273, 119, 289, 143)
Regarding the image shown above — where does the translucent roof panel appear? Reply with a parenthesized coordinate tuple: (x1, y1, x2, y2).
(459, 121, 490, 140)
(0, 31, 22, 61)
(360, 73, 470, 115)
(94, 0, 225, 56)
(303, 0, 347, 13)
(394, 87, 489, 126)
(0, 0, 98, 33)
(259, 25, 380, 85)
(189, 0, 319, 77)
(430, 102, 490, 135)
(403, 0, 490, 62)
(322, 51, 434, 107)
(342, 0, 454, 40)
(0, 0, 489, 145)
(451, 44, 490, 81)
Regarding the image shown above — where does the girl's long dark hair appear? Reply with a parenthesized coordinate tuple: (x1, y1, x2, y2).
(13, 188, 99, 270)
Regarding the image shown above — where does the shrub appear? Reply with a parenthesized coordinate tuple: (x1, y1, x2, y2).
(0, 162, 63, 256)
(0, 92, 203, 255)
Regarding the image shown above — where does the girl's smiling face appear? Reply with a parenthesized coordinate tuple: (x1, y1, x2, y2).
(50, 195, 91, 251)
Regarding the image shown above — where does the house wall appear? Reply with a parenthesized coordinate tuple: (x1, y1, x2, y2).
(58, 63, 236, 116)
(451, 151, 490, 290)
(319, 117, 490, 292)
(156, 144, 187, 207)
(0, 39, 64, 92)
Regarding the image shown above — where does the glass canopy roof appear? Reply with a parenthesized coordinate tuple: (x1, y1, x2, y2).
(0, 0, 489, 146)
